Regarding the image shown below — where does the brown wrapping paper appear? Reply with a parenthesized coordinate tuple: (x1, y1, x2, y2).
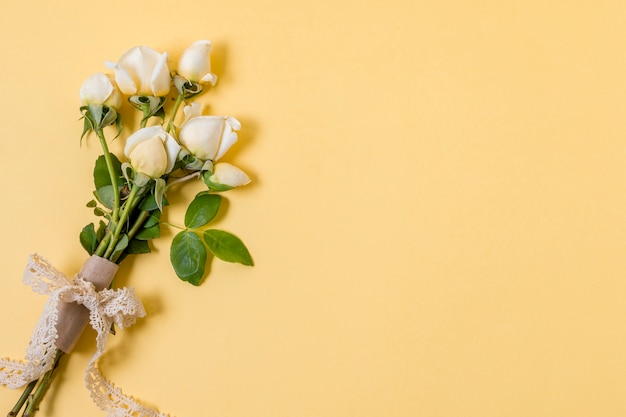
(54, 255, 119, 353)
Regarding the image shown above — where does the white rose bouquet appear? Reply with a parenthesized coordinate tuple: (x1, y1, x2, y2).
(0, 40, 253, 417)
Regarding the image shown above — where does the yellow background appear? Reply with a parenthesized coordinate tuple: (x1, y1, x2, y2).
(1, 0, 626, 416)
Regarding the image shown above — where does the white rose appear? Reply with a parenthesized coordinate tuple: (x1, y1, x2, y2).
(124, 126, 181, 178)
(207, 162, 251, 189)
(79, 73, 122, 109)
(178, 112, 241, 161)
(105, 46, 171, 96)
(177, 40, 217, 85)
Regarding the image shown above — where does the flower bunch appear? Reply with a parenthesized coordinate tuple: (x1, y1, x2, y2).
(80, 40, 253, 282)
(3, 40, 253, 417)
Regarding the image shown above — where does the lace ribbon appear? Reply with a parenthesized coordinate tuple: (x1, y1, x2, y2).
(0, 254, 172, 417)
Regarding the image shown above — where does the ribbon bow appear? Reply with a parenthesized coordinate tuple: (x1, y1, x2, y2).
(0, 254, 172, 417)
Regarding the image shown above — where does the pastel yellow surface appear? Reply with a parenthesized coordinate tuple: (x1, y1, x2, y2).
(1, 0, 626, 416)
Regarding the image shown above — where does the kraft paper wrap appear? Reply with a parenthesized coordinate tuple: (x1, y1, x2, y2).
(0, 254, 161, 416)
(55, 255, 119, 353)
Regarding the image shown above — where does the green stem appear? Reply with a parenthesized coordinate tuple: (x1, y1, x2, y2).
(139, 101, 152, 129)
(159, 221, 186, 231)
(94, 231, 112, 258)
(95, 128, 121, 224)
(22, 350, 63, 417)
(126, 210, 151, 240)
(103, 183, 143, 260)
(108, 209, 151, 264)
(166, 93, 184, 134)
(7, 379, 37, 417)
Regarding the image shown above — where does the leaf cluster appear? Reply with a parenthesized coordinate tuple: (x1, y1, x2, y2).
(80, 154, 252, 285)
(80, 154, 168, 263)
(170, 193, 253, 285)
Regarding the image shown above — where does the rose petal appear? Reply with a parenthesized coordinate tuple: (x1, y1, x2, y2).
(105, 61, 137, 96)
(162, 133, 182, 174)
(80, 73, 113, 105)
(124, 126, 166, 157)
(215, 117, 241, 161)
(179, 116, 224, 161)
(182, 103, 203, 124)
(210, 162, 251, 188)
(151, 52, 171, 96)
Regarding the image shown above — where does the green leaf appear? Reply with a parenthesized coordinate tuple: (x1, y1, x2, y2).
(135, 224, 160, 240)
(127, 239, 151, 255)
(81, 114, 94, 142)
(94, 153, 122, 189)
(170, 231, 207, 285)
(111, 234, 129, 261)
(142, 209, 161, 228)
(115, 112, 123, 138)
(184, 193, 222, 229)
(80, 223, 98, 255)
(138, 193, 169, 211)
(201, 171, 233, 192)
(154, 178, 166, 211)
(203, 229, 254, 266)
(86, 199, 97, 208)
(96, 220, 107, 241)
(94, 185, 116, 210)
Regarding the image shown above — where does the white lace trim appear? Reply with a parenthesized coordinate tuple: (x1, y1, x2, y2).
(0, 254, 173, 417)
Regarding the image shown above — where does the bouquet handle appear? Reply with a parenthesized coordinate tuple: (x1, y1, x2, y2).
(55, 255, 118, 353)
(1, 254, 173, 417)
